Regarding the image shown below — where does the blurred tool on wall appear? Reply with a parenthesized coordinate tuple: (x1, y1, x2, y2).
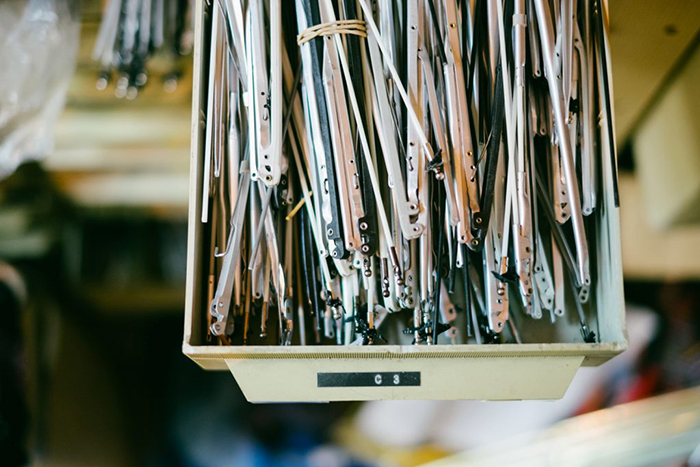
(92, 0, 195, 98)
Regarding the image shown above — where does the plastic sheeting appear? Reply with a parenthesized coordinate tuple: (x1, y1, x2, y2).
(0, 0, 80, 179)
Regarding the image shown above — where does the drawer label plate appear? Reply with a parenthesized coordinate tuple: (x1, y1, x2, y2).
(317, 372, 421, 387)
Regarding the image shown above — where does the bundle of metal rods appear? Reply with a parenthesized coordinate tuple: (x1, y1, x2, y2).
(201, 0, 618, 346)
(93, 0, 195, 98)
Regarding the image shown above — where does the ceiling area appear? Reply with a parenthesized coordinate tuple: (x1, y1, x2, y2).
(609, 0, 700, 144)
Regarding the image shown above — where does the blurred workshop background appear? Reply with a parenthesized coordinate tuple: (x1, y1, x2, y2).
(1, 0, 700, 466)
